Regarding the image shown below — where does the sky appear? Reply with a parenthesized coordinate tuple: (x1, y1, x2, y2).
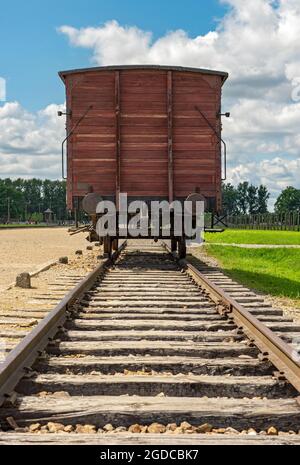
(0, 0, 300, 208)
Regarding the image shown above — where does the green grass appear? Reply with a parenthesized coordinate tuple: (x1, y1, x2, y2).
(203, 245, 300, 304)
(205, 229, 300, 245)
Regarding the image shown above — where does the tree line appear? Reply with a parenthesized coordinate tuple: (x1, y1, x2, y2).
(0, 178, 68, 223)
(0, 178, 299, 223)
(222, 182, 300, 215)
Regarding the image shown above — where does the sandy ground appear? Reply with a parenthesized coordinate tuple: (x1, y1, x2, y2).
(0, 227, 92, 291)
(0, 243, 102, 357)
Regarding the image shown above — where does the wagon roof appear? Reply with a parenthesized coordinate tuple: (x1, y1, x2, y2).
(58, 65, 228, 84)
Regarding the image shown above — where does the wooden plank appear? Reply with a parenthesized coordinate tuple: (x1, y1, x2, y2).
(66, 78, 73, 208)
(74, 134, 116, 142)
(0, 312, 46, 319)
(64, 329, 240, 342)
(1, 433, 300, 445)
(0, 330, 29, 338)
(66, 68, 224, 203)
(72, 319, 232, 331)
(2, 396, 300, 430)
(121, 135, 167, 143)
(0, 318, 39, 326)
(115, 70, 121, 208)
(18, 373, 291, 398)
(84, 303, 217, 310)
(121, 126, 167, 135)
(36, 355, 272, 376)
(167, 71, 174, 202)
(47, 341, 256, 358)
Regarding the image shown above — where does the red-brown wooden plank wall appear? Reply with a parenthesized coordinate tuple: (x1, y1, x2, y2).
(64, 69, 222, 210)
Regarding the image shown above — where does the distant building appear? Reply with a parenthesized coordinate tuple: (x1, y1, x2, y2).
(44, 208, 54, 224)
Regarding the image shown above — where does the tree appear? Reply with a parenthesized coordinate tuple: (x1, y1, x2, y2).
(22, 178, 43, 215)
(257, 185, 270, 214)
(236, 182, 249, 214)
(247, 184, 259, 214)
(221, 182, 270, 215)
(0, 178, 68, 222)
(275, 187, 300, 213)
(0, 178, 24, 221)
(222, 183, 239, 214)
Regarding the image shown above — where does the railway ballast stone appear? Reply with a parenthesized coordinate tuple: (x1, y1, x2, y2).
(16, 273, 31, 289)
(103, 424, 114, 432)
(197, 423, 213, 433)
(29, 423, 41, 432)
(128, 424, 143, 433)
(267, 426, 278, 436)
(64, 425, 74, 433)
(180, 421, 193, 431)
(75, 424, 96, 434)
(224, 427, 239, 435)
(247, 428, 257, 436)
(47, 422, 65, 433)
(148, 423, 166, 434)
(166, 423, 177, 432)
(114, 427, 127, 433)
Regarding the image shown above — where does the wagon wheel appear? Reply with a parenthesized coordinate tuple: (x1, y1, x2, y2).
(178, 237, 187, 259)
(171, 238, 177, 252)
(103, 236, 112, 257)
(112, 239, 119, 251)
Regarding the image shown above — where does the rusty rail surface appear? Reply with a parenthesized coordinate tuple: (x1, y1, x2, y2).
(162, 242, 300, 394)
(0, 241, 127, 407)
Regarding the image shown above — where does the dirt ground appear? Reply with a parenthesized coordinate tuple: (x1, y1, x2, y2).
(0, 227, 92, 291)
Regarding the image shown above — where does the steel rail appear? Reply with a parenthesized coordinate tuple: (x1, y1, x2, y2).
(0, 241, 127, 407)
(162, 242, 300, 394)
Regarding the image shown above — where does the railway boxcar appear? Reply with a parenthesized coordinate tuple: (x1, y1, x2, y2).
(59, 65, 228, 256)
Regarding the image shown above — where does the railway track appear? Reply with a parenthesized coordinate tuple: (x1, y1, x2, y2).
(0, 240, 300, 445)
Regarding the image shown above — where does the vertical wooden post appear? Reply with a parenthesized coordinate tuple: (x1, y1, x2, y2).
(66, 80, 73, 210)
(115, 71, 121, 211)
(167, 71, 174, 203)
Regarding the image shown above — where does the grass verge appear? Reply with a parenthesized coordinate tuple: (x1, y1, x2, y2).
(205, 229, 300, 245)
(203, 245, 300, 305)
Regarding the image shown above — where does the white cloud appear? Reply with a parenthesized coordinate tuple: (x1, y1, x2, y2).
(58, 1, 300, 94)
(57, 0, 300, 207)
(0, 102, 65, 178)
(229, 157, 300, 209)
(1, 0, 300, 208)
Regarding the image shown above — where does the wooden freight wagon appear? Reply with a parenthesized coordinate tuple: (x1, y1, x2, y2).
(59, 65, 228, 256)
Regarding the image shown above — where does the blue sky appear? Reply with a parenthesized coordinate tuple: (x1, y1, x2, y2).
(1, 0, 227, 111)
